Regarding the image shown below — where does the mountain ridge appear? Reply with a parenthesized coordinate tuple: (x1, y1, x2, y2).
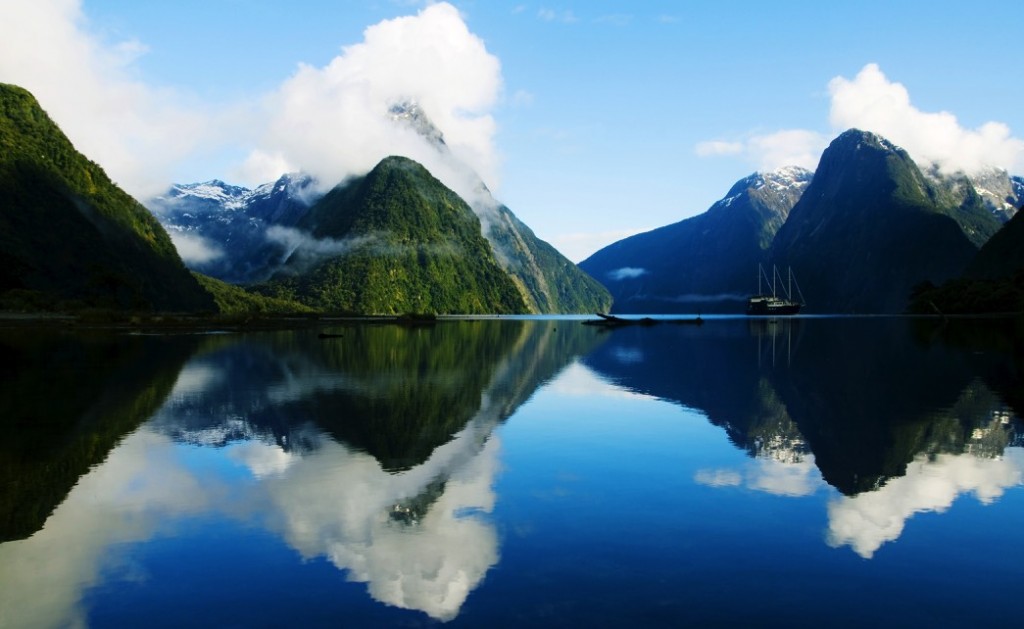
(579, 166, 812, 313)
(771, 129, 1000, 313)
(258, 155, 528, 314)
(584, 128, 1011, 314)
(0, 83, 213, 312)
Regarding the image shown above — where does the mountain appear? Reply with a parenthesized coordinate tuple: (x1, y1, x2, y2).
(967, 206, 1024, 279)
(964, 167, 1021, 222)
(581, 318, 1019, 497)
(0, 329, 201, 541)
(148, 173, 317, 284)
(150, 102, 610, 314)
(387, 101, 611, 313)
(0, 83, 213, 312)
(259, 156, 527, 314)
(579, 166, 812, 313)
(771, 129, 1003, 313)
(485, 201, 611, 313)
(907, 205, 1024, 314)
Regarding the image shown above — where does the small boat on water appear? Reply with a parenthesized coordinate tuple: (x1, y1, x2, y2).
(747, 265, 804, 315)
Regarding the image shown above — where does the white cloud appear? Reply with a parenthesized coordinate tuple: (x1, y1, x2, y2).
(746, 456, 821, 497)
(595, 14, 633, 27)
(0, 399, 504, 625)
(262, 434, 501, 622)
(0, 1, 503, 210)
(745, 130, 828, 172)
(167, 231, 224, 265)
(168, 363, 224, 399)
(239, 2, 504, 204)
(607, 267, 648, 281)
(511, 89, 536, 108)
(696, 63, 1024, 176)
(826, 449, 1024, 559)
(694, 130, 827, 173)
(0, 0, 213, 199)
(828, 63, 1024, 175)
(538, 8, 579, 23)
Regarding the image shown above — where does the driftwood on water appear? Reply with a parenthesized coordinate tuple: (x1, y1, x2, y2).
(581, 313, 703, 328)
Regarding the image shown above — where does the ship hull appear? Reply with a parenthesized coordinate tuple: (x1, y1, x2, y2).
(746, 296, 802, 316)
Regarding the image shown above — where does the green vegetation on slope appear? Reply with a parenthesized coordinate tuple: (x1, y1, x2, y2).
(488, 204, 611, 313)
(260, 156, 526, 314)
(0, 83, 213, 312)
(193, 272, 314, 315)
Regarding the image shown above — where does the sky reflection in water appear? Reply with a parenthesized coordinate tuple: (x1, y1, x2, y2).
(0, 318, 1022, 627)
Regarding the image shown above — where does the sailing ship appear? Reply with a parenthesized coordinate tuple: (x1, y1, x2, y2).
(747, 264, 804, 315)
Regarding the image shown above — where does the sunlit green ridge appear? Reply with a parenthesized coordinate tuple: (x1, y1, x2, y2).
(260, 156, 527, 314)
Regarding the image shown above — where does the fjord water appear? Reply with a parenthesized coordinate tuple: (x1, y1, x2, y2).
(1, 318, 1022, 628)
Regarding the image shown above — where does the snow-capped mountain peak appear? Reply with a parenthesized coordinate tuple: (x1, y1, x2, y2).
(166, 180, 252, 210)
(388, 100, 447, 149)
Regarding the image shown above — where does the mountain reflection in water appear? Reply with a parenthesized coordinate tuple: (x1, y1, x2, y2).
(0, 316, 1022, 626)
(584, 317, 1024, 557)
(0, 321, 601, 626)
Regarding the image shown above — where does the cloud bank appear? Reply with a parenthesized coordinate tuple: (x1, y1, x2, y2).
(0, 0, 213, 199)
(829, 63, 1024, 175)
(0, 1, 503, 208)
(239, 2, 503, 203)
(697, 63, 1024, 175)
(696, 130, 827, 172)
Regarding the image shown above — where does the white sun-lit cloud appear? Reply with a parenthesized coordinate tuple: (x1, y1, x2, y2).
(167, 231, 224, 265)
(696, 63, 1024, 176)
(240, 2, 504, 205)
(0, 0, 214, 199)
(607, 267, 647, 281)
(544, 362, 659, 401)
(828, 63, 1024, 175)
(696, 130, 828, 173)
(0, 1, 504, 210)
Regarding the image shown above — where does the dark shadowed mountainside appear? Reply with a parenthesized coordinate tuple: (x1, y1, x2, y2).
(0, 83, 213, 312)
(580, 167, 811, 313)
(771, 130, 1001, 313)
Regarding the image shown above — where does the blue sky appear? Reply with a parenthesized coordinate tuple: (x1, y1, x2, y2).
(3, 1, 1022, 260)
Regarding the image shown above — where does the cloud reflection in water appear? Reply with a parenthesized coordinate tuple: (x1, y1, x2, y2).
(826, 449, 1024, 558)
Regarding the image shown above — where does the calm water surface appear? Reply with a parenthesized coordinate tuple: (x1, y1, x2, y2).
(1, 317, 1022, 627)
